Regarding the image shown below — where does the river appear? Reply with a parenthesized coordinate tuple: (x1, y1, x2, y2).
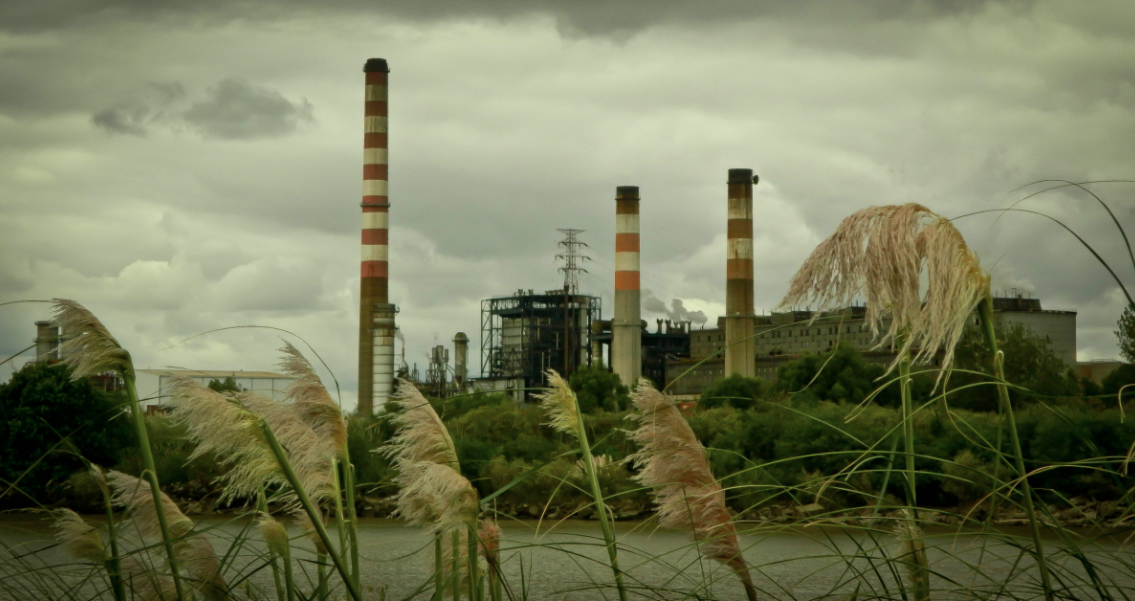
(1, 514, 1131, 600)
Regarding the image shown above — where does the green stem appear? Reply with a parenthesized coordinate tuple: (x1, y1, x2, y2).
(95, 468, 126, 601)
(900, 357, 918, 519)
(331, 460, 349, 576)
(259, 422, 362, 601)
(342, 457, 360, 592)
(467, 522, 480, 601)
(434, 532, 444, 601)
(574, 412, 628, 601)
(123, 371, 188, 601)
(978, 296, 1054, 601)
(258, 491, 287, 601)
(317, 555, 329, 601)
(451, 530, 460, 601)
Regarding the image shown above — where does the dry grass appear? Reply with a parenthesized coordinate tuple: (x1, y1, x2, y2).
(52, 299, 132, 379)
(779, 204, 989, 377)
(51, 509, 105, 563)
(627, 380, 756, 599)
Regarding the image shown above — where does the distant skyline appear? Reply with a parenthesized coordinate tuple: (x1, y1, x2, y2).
(2, 0, 1134, 410)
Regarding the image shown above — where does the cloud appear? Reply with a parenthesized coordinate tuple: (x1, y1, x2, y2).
(183, 79, 313, 140)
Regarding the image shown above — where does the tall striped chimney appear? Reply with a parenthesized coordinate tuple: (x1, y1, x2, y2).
(612, 186, 642, 385)
(724, 169, 757, 378)
(359, 58, 395, 415)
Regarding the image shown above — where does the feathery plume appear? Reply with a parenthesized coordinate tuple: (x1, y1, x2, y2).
(477, 519, 501, 574)
(278, 341, 348, 454)
(52, 509, 105, 562)
(108, 471, 194, 539)
(383, 380, 480, 534)
(779, 204, 989, 377)
(108, 471, 227, 598)
(165, 376, 283, 503)
(52, 299, 133, 379)
(627, 380, 757, 600)
(238, 391, 336, 505)
(536, 370, 580, 437)
(385, 380, 459, 468)
(258, 514, 290, 557)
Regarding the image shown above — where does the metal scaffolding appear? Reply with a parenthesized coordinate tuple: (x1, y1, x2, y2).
(480, 287, 602, 398)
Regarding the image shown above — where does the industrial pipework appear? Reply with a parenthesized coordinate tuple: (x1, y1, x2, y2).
(724, 169, 757, 377)
(359, 58, 395, 414)
(612, 185, 642, 385)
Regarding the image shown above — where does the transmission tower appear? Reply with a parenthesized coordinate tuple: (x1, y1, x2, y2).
(556, 228, 590, 294)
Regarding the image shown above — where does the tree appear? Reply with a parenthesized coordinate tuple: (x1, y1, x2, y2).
(0, 362, 134, 501)
(699, 374, 768, 410)
(207, 376, 244, 393)
(568, 365, 630, 413)
(951, 321, 1078, 412)
(1117, 304, 1135, 362)
(774, 344, 911, 407)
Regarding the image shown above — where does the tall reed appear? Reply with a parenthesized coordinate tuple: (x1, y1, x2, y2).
(384, 380, 482, 600)
(53, 299, 188, 600)
(538, 370, 628, 601)
(627, 379, 758, 601)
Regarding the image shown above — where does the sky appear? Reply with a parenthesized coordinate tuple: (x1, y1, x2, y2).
(2, 0, 1135, 411)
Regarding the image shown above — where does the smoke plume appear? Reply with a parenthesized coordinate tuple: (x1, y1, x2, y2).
(642, 290, 708, 327)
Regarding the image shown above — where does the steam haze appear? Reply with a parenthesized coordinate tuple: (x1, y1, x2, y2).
(2, 0, 1134, 410)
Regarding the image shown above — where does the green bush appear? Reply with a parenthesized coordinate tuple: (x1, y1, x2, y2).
(569, 364, 630, 413)
(0, 362, 134, 502)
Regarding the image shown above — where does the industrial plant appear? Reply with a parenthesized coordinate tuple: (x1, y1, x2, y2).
(350, 57, 1086, 411)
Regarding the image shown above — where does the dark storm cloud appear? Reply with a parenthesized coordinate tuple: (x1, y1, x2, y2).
(89, 79, 312, 139)
(0, 0, 1025, 37)
(183, 80, 313, 140)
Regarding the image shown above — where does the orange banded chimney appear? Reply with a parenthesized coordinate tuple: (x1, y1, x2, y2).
(359, 58, 395, 414)
(724, 169, 756, 377)
(612, 186, 642, 384)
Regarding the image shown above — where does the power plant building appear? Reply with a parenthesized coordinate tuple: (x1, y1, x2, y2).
(478, 288, 601, 400)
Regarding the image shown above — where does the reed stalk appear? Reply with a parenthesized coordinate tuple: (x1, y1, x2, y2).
(434, 532, 444, 601)
(90, 467, 126, 601)
(451, 529, 460, 601)
(53, 299, 188, 600)
(467, 523, 480, 601)
(257, 490, 288, 601)
(538, 371, 628, 601)
(261, 421, 361, 601)
(978, 295, 1054, 601)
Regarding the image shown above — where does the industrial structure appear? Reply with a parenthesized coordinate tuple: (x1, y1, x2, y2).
(479, 287, 602, 400)
(724, 169, 758, 378)
(358, 57, 396, 415)
(663, 295, 1078, 395)
(612, 186, 642, 386)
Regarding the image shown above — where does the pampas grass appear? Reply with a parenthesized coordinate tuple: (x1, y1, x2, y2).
(538, 371, 628, 601)
(52, 509, 105, 563)
(108, 470, 227, 599)
(627, 380, 758, 601)
(779, 204, 989, 378)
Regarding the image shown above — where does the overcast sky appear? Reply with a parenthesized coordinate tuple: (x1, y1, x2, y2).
(3, 0, 1134, 410)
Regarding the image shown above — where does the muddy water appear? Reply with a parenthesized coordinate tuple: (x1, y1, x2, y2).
(1, 514, 1130, 600)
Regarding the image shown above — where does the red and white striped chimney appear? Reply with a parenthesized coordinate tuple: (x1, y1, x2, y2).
(724, 168, 756, 378)
(612, 186, 642, 385)
(359, 58, 395, 414)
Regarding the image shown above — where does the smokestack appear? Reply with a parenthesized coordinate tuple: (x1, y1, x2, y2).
(453, 332, 469, 389)
(359, 58, 395, 414)
(724, 168, 757, 378)
(34, 320, 59, 363)
(612, 185, 642, 385)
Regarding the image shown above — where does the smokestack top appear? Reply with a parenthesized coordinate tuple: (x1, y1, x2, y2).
(616, 186, 640, 200)
(364, 58, 390, 73)
(728, 168, 755, 184)
(453, 332, 469, 343)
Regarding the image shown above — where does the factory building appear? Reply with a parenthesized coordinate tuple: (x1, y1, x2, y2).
(664, 295, 1077, 395)
(478, 287, 601, 401)
(134, 369, 295, 410)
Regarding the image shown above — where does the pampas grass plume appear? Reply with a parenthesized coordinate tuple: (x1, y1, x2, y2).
(536, 370, 580, 437)
(52, 508, 105, 562)
(278, 341, 347, 454)
(296, 510, 330, 555)
(628, 380, 757, 601)
(52, 299, 133, 379)
(258, 515, 290, 558)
